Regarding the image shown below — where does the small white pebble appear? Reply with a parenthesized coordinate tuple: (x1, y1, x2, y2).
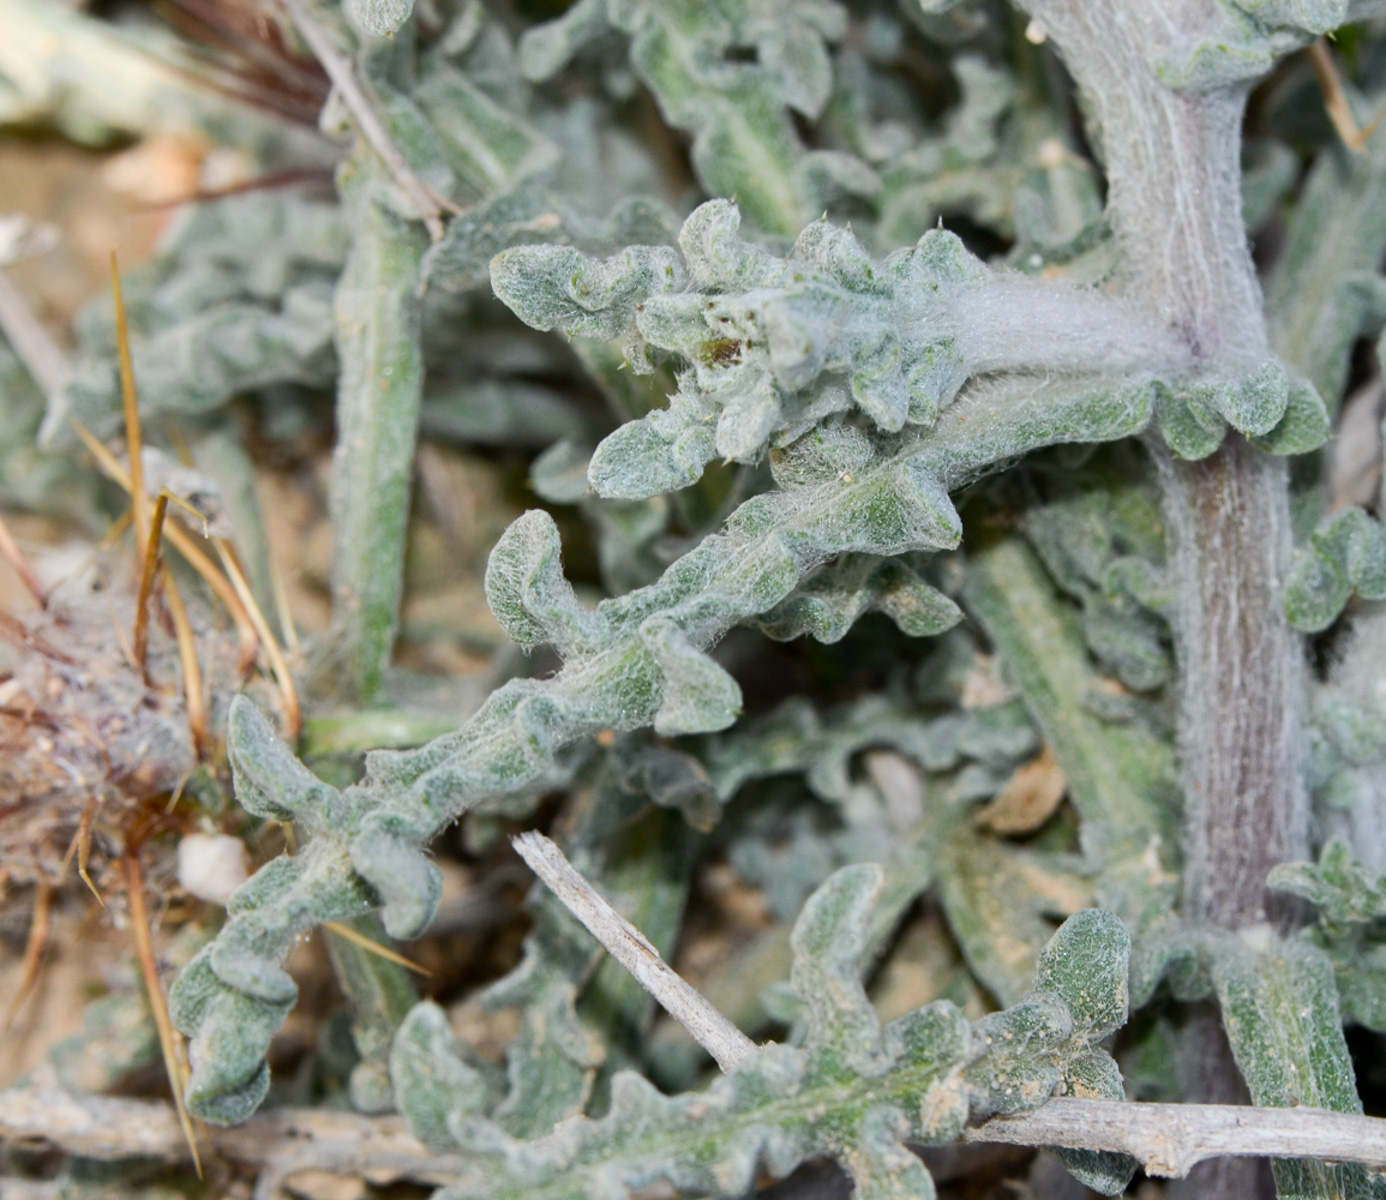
(178, 834, 249, 906)
(1025, 17, 1048, 44)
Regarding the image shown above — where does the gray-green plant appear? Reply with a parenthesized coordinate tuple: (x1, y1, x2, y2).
(7, 0, 1386, 1197)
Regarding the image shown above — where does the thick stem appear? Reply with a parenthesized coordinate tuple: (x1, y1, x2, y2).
(1153, 440, 1305, 930)
(1019, 9, 1309, 1198)
(1021, 0, 1308, 931)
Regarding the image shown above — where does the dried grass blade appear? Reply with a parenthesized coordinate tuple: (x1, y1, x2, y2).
(0, 511, 47, 607)
(164, 571, 210, 759)
(2, 876, 52, 1029)
(214, 538, 301, 740)
(322, 920, 432, 976)
(1309, 38, 1378, 152)
(70, 418, 261, 672)
(122, 851, 203, 1177)
(132, 492, 171, 677)
(59, 799, 108, 909)
(109, 254, 148, 551)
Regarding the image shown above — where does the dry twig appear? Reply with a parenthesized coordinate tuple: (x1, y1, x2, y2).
(275, 0, 449, 240)
(965, 1096, 1386, 1178)
(5, 1088, 1386, 1186)
(513, 831, 760, 1072)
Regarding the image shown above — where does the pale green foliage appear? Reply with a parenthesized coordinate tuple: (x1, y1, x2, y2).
(517, 0, 871, 236)
(1266, 80, 1386, 409)
(381, 868, 1134, 1199)
(171, 352, 1158, 1121)
(493, 197, 1180, 497)
(42, 193, 345, 445)
(1, 0, 1371, 1192)
(345, 0, 414, 38)
(1272, 842, 1386, 1032)
(1212, 934, 1384, 1199)
(1284, 506, 1386, 632)
(328, 148, 427, 700)
(324, 913, 418, 1112)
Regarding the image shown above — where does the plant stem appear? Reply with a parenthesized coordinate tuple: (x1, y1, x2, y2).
(326, 145, 426, 702)
(1019, 0, 1308, 924)
(1153, 440, 1305, 931)
(1018, 8, 1309, 1197)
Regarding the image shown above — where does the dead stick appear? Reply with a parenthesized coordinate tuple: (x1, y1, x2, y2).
(963, 1096, 1386, 1177)
(6, 1088, 1386, 1180)
(276, 0, 447, 240)
(512, 831, 758, 1072)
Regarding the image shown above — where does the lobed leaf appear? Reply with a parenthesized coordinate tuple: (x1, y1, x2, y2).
(1284, 506, 1386, 633)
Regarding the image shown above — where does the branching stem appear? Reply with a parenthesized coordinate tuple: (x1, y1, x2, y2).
(965, 1098, 1386, 1177)
(1018, 0, 1309, 929)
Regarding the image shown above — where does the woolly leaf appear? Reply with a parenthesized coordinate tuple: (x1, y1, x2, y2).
(758, 556, 962, 644)
(50, 289, 337, 441)
(1156, 382, 1225, 461)
(491, 242, 684, 342)
(518, 0, 864, 235)
(226, 697, 339, 823)
(483, 884, 604, 1137)
(641, 616, 744, 736)
(1270, 839, 1386, 927)
(1052, 1050, 1136, 1195)
(389, 1001, 491, 1154)
(495, 202, 1177, 498)
(1285, 506, 1386, 632)
(1032, 908, 1130, 1039)
(485, 510, 604, 656)
(1271, 842, 1386, 1033)
(173, 356, 1161, 1120)
(790, 862, 889, 1074)
(1213, 934, 1376, 1199)
(1210, 359, 1290, 437)
(344, 0, 414, 37)
(328, 145, 427, 700)
(413, 62, 558, 198)
(1250, 377, 1331, 455)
